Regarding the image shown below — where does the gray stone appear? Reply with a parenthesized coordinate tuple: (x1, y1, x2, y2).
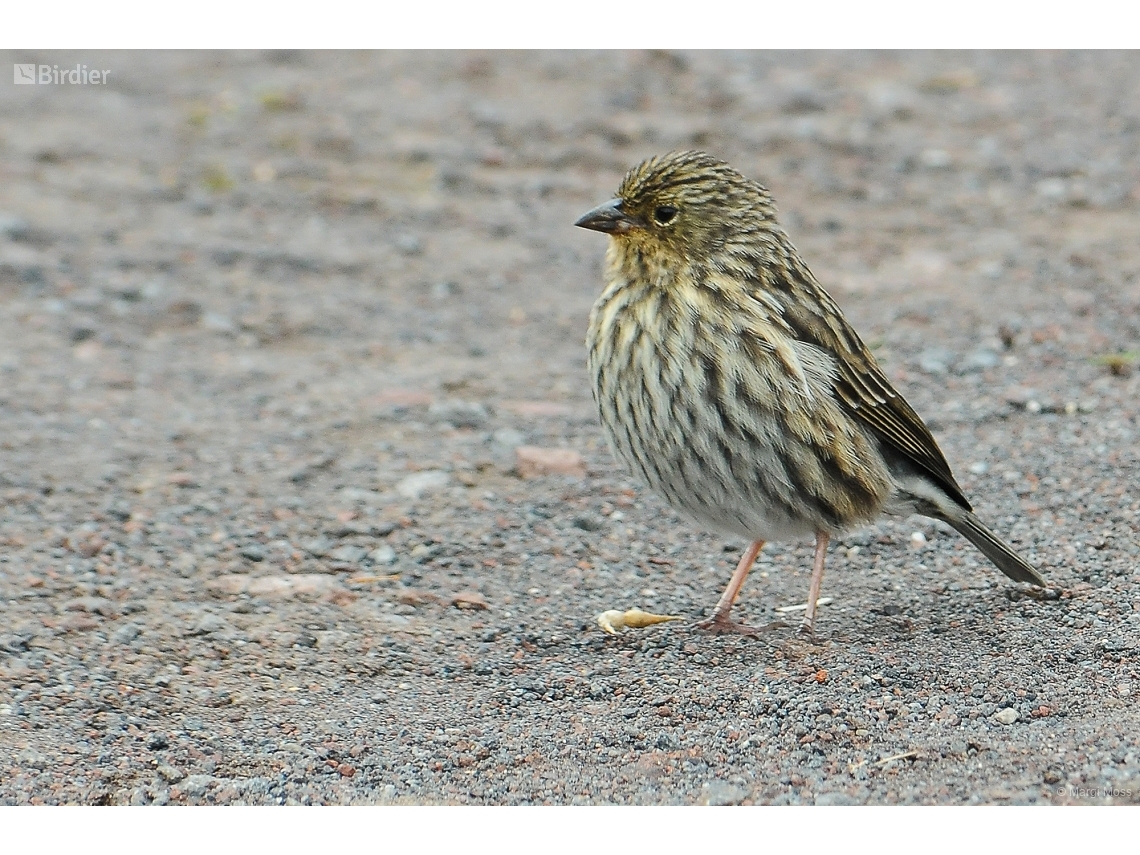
(409, 543, 441, 562)
(994, 708, 1019, 725)
(958, 348, 1001, 373)
(572, 515, 606, 532)
(157, 764, 185, 783)
(918, 347, 955, 375)
(239, 544, 265, 561)
(491, 428, 526, 451)
(173, 553, 198, 577)
(369, 544, 397, 565)
(920, 148, 952, 169)
(815, 791, 859, 805)
(180, 775, 216, 798)
(432, 281, 458, 300)
(394, 233, 423, 256)
(702, 780, 750, 806)
(303, 536, 332, 557)
(111, 622, 141, 644)
(18, 748, 48, 770)
(337, 487, 385, 504)
(332, 520, 395, 537)
(396, 470, 450, 498)
(0, 212, 31, 239)
(429, 399, 488, 429)
(64, 596, 116, 616)
(315, 630, 351, 650)
(201, 312, 236, 333)
(328, 544, 367, 563)
(188, 613, 228, 636)
(1036, 178, 1067, 200)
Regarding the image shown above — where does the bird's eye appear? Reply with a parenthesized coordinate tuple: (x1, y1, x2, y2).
(653, 205, 678, 225)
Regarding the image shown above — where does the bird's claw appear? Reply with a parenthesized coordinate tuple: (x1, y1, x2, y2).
(694, 616, 787, 636)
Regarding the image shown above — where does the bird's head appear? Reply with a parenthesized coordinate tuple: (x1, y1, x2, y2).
(574, 150, 779, 256)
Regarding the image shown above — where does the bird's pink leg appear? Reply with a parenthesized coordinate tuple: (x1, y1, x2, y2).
(696, 539, 770, 635)
(799, 532, 830, 636)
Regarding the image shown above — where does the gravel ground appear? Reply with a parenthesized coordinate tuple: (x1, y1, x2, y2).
(1, 50, 1139, 806)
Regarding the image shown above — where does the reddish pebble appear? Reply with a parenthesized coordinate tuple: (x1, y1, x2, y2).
(450, 591, 489, 610)
(515, 446, 586, 478)
(503, 400, 573, 417)
(61, 614, 99, 632)
(337, 764, 355, 778)
(397, 589, 437, 607)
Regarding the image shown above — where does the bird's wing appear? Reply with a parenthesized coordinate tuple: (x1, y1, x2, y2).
(770, 274, 971, 511)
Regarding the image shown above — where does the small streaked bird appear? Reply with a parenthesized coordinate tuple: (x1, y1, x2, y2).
(576, 150, 1045, 636)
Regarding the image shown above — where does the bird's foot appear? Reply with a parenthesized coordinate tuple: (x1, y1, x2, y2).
(796, 619, 815, 638)
(695, 615, 786, 636)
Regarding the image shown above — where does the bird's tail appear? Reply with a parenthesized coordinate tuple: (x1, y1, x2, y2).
(941, 509, 1045, 586)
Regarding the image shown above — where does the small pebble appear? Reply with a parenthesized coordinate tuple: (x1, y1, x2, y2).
(918, 347, 955, 375)
(396, 470, 451, 498)
(920, 148, 952, 169)
(157, 764, 185, 783)
(328, 544, 367, 563)
(515, 446, 586, 478)
(428, 399, 488, 428)
(111, 623, 142, 644)
(369, 544, 397, 565)
(702, 780, 750, 806)
(994, 708, 1019, 725)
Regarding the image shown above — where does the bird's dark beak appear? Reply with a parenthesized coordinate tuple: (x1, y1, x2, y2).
(575, 199, 639, 234)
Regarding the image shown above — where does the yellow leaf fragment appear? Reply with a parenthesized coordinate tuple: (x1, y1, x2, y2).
(596, 608, 682, 635)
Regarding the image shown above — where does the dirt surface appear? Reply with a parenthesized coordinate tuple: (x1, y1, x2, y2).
(1, 50, 1139, 805)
